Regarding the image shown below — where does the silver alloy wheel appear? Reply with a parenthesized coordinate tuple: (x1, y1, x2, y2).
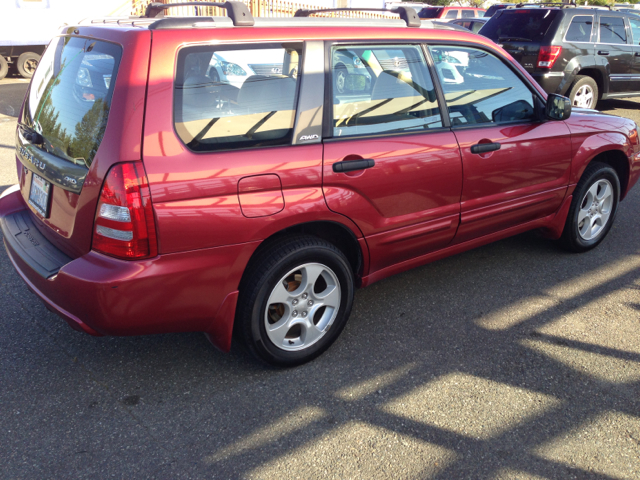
(573, 84, 594, 108)
(264, 263, 341, 352)
(577, 178, 614, 241)
(24, 59, 38, 75)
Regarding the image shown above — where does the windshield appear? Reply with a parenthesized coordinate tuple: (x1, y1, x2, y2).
(481, 9, 560, 42)
(22, 36, 121, 167)
(418, 7, 443, 18)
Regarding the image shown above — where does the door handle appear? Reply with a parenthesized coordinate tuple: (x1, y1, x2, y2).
(333, 159, 375, 173)
(470, 143, 501, 154)
(598, 50, 609, 56)
(635, 52, 640, 57)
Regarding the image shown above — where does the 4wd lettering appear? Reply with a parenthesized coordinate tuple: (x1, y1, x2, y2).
(299, 134, 319, 141)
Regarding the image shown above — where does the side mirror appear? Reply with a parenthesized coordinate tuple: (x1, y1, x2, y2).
(546, 94, 572, 121)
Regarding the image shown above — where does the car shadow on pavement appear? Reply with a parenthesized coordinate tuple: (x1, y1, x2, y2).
(1, 190, 639, 478)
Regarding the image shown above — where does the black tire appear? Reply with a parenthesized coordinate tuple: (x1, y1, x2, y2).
(334, 63, 347, 95)
(0, 56, 8, 81)
(568, 75, 598, 109)
(17, 52, 40, 79)
(235, 235, 355, 367)
(560, 162, 620, 253)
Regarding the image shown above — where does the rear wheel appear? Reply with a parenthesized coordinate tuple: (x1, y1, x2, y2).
(235, 235, 355, 366)
(569, 75, 598, 109)
(0, 56, 8, 81)
(17, 52, 40, 79)
(560, 162, 620, 252)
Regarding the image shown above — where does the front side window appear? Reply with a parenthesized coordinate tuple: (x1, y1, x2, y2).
(331, 45, 442, 137)
(174, 43, 302, 152)
(461, 10, 474, 18)
(430, 46, 536, 126)
(629, 17, 640, 44)
(599, 16, 627, 44)
(565, 15, 594, 42)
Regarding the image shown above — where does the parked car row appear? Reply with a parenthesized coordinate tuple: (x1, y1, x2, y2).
(453, 4, 640, 110)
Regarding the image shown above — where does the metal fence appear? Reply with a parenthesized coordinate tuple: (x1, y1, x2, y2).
(131, 0, 396, 19)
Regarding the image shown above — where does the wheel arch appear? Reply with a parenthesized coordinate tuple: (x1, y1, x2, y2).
(588, 149, 630, 200)
(238, 220, 366, 290)
(576, 68, 605, 99)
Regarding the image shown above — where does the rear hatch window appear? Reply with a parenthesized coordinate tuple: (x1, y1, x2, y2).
(418, 7, 444, 19)
(481, 9, 560, 42)
(20, 36, 121, 176)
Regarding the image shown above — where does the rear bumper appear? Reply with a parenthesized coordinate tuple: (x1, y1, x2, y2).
(531, 71, 572, 96)
(0, 187, 254, 351)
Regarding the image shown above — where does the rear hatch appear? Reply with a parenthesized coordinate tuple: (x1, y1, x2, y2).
(16, 34, 123, 258)
(481, 9, 560, 73)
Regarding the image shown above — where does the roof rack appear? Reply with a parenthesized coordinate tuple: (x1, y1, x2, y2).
(143, 1, 254, 26)
(294, 7, 421, 28)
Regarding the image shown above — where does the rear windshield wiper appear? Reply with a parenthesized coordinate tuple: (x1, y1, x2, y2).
(498, 36, 532, 42)
(18, 122, 43, 145)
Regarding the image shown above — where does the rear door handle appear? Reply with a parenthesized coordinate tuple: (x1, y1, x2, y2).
(470, 143, 501, 154)
(333, 159, 375, 173)
(598, 50, 609, 56)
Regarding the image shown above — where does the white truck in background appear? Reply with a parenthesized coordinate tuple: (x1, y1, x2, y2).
(0, 0, 129, 80)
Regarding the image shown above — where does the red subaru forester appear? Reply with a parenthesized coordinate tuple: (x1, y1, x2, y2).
(1, 3, 639, 366)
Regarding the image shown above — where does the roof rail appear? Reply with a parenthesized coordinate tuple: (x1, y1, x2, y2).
(513, 2, 576, 7)
(143, 1, 254, 26)
(294, 7, 421, 28)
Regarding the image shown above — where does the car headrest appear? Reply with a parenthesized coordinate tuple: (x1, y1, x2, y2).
(237, 75, 296, 113)
(182, 75, 218, 107)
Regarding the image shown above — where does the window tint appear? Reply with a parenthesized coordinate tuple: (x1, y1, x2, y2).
(445, 10, 459, 19)
(481, 10, 560, 42)
(472, 21, 484, 33)
(565, 15, 593, 42)
(23, 36, 121, 167)
(461, 10, 474, 18)
(429, 46, 535, 126)
(629, 17, 640, 44)
(599, 16, 627, 44)
(174, 44, 302, 152)
(331, 45, 442, 137)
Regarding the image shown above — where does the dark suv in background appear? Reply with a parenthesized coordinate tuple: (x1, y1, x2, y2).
(482, 6, 640, 109)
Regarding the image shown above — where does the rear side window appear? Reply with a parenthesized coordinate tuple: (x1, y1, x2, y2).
(599, 16, 627, 44)
(445, 10, 459, 19)
(331, 45, 442, 137)
(481, 10, 560, 42)
(23, 36, 121, 167)
(461, 10, 474, 18)
(430, 46, 535, 126)
(565, 15, 594, 42)
(174, 43, 302, 152)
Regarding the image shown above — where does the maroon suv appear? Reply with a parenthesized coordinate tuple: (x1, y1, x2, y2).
(1, 3, 639, 366)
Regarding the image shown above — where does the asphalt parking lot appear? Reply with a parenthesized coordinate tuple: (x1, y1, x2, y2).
(1, 78, 639, 479)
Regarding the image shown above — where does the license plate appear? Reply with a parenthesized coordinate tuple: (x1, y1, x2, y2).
(28, 173, 51, 218)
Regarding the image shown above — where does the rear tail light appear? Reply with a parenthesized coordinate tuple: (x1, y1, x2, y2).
(92, 162, 158, 259)
(537, 46, 562, 69)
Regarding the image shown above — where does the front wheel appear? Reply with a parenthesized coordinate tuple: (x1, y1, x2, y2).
(235, 235, 355, 366)
(560, 162, 620, 252)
